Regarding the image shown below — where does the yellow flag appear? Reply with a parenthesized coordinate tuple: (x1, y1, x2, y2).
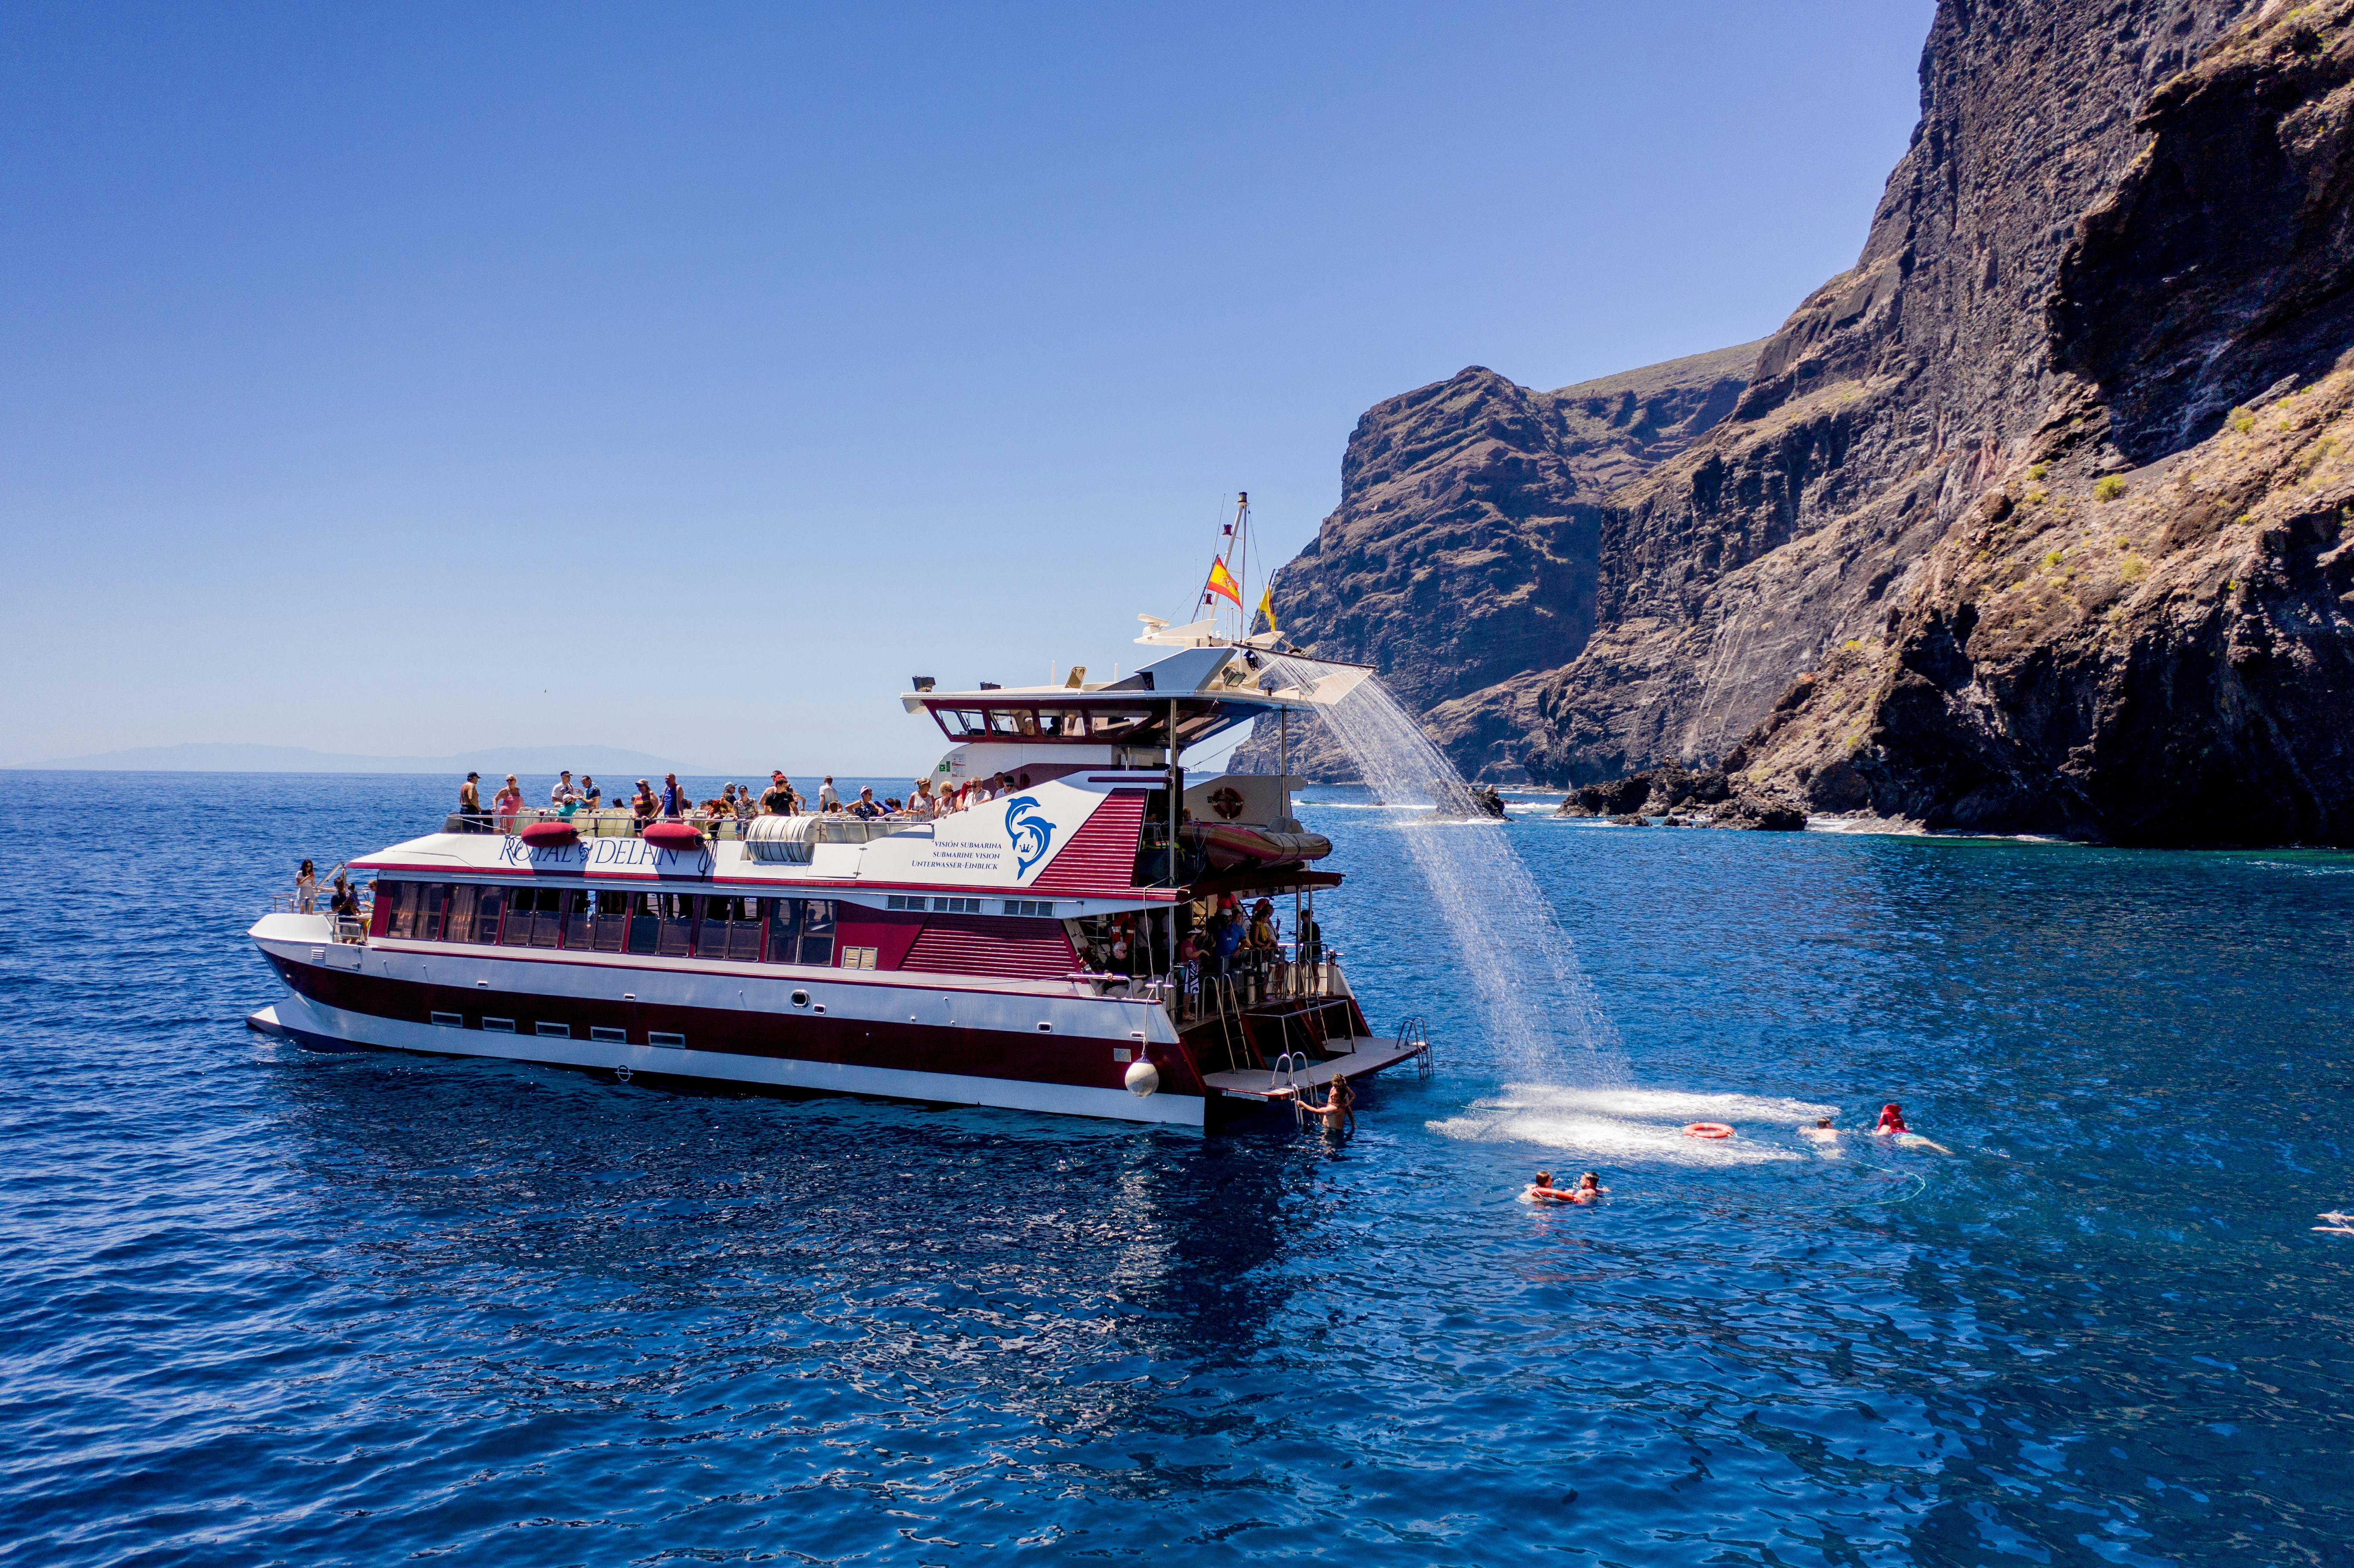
(1257, 585, 1277, 635)
(1204, 555, 1243, 608)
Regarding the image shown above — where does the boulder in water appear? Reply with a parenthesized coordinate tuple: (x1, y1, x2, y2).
(1710, 795, 1806, 831)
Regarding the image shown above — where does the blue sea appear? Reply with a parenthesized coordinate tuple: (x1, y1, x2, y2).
(3, 771, 2351, 1566)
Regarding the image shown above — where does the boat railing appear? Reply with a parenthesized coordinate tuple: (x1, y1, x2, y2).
(265, 892, 371, 943)
(1158, 946, 1347, 1027)
(443, 808, 930, 845)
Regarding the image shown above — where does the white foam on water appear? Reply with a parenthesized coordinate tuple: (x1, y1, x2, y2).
(1429, 1085, 1837, 1167)
(1271, 663, 1623, 1084)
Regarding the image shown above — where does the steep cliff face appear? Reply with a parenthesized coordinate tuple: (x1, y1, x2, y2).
(1233, 343, 1759, 781)
(1740, 3, 2354, 844)
(1250, 0, 2354, 843)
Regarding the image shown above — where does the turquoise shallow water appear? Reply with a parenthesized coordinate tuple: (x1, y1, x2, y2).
(2, 771, 2351, 1566)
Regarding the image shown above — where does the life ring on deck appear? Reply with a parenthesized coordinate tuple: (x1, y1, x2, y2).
(1684, 1122, 1734, 1139)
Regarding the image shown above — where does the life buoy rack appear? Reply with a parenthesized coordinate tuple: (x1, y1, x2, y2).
(1684, 1122, 1734, 1139)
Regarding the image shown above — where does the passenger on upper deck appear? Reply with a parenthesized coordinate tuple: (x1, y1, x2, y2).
(760, 772, 796, 814)
(493, 775, 523, 833)
(906, 779, 936, 818)
(1247, 899, 1279, 953)
(581, 776, 601, 808)
(818, 776, 839, 811)
(329, 873, 358, 924)
(296, 860, 317, 914)
(660, 773, 685, 819)
(631, 779, 658, 828)
(457, 772, 483, 832)
(552, 771, 579, 807)
(851, 786, 883, 820)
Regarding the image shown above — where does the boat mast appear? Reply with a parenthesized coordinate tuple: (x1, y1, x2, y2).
(1231, 491, 1249, 643)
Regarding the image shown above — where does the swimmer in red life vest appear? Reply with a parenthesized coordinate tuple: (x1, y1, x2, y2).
(1874, 1103, 1910, 1136)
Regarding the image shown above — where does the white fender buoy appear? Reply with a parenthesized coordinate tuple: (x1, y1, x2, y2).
(1124, 1058, 1160, 1097)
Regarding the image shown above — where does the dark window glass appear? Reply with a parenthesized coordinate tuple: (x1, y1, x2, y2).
(762, 897, 800, 961)
(472, 887, 504, 945)
(560, 889, 594, 949)
(797, 899, 836, 966)
(444, 884, 480, 943)
(383, 881, 418, 939)
(418, 883, 449, 941)
(653, 892, 696, 957)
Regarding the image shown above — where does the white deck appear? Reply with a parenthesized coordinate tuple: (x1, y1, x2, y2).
(1201, 1036, 1425, 1098)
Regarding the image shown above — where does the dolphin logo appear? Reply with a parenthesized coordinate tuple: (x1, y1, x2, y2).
(1005, 796, 1056, 878)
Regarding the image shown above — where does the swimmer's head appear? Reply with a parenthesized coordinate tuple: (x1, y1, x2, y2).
(1577, 1171, 1599, 1188)
(1816, 1117, 1833, 1128)
(1533, 1170, 1553, 1187)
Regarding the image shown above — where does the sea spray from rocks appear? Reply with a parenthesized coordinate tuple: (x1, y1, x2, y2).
(1262, 657, 1624, 1084)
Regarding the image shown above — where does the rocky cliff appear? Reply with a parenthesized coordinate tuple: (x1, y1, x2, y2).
(1247, 0, 2354, 845)
(1234, 341, 1762, 782)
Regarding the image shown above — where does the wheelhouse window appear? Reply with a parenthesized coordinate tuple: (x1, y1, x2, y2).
(925, 703, 1160, 743)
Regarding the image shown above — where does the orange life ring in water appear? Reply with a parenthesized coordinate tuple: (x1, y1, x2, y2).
(1685, 1122, 1734, 1139)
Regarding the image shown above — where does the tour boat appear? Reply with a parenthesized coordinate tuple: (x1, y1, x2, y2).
(245, 616, 1433, 1127)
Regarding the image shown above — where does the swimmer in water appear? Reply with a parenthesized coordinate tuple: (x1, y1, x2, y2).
(1873, 1102, 1910, 1136)
(1292, 1073, 1355, 1139)
(1528, 1170, 1606, 1204)
(1800, 1116, 1839, 1141)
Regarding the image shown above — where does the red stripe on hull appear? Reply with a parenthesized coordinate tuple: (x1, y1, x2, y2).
(265, 953, 1207, 1098)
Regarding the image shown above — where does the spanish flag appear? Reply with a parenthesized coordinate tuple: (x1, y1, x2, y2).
(1203, 554, 1243, 608)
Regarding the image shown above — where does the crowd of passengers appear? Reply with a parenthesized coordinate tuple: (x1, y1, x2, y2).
(1074, 897, 1327, 1008)
(451, 768, 1043, 835)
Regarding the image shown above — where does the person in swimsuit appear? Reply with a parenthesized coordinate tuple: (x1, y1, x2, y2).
(1801, 1116, 1839, 1140)
(1529, 1170, 1605, 1204)
(1874, 1103, 1910, 1136)
(1291, 1073, 1354, 1138)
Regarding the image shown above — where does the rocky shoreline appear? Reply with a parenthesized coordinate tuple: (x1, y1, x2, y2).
(1550, 765, 1807, 832)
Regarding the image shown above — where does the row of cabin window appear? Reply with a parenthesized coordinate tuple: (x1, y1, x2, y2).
(376, 881, 837, 964)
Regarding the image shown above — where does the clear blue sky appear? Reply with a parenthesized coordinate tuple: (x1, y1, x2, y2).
(0, 1, 1934, 775)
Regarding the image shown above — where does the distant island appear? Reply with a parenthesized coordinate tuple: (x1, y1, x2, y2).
(10, 743, 720, 776)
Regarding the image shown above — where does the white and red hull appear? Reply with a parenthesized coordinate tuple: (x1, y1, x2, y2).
(249, 913, 1212, 1125)
(245, 630, 1422, 1126)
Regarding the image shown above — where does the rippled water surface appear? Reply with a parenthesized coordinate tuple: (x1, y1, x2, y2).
(4, 772, 2352, 1566)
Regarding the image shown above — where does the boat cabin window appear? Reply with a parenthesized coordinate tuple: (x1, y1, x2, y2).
(373, 882, 842, 965)
(700, 895, 764, 963)
(501, 887, 565, 949)
(448, 884, 500, 945)
(764, 897, 837, 966)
